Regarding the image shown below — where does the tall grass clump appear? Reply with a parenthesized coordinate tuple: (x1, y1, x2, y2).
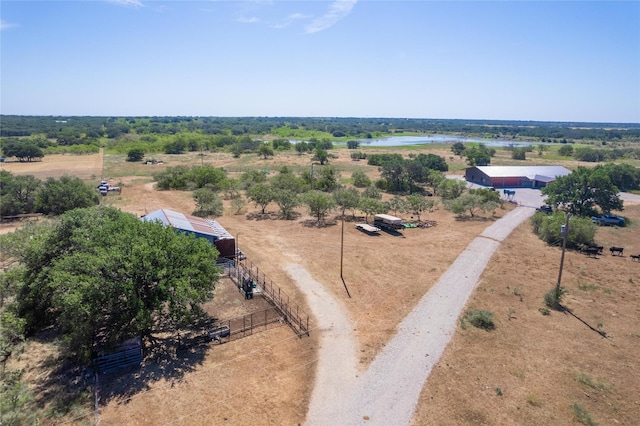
(463, 309, 495, 330)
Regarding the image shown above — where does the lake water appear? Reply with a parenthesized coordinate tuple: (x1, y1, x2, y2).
(339, 135, 535, 147)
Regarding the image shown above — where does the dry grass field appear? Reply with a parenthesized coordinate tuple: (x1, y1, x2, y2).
(3, 148, 640, 425)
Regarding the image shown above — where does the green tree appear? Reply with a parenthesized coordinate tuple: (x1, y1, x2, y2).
(231, 197, 247, 215)
(351, 170, 371, 188)
(257, 143, 275, 159)
(464, 145, 493, 166)
(312, 166, 340, 192)
(127, 148, 145, 162)
(426, 170, 445, 196)
(406, 194, 435, 223)
(294, 141, 310, 154)
(444, 193, 482, 218)
(558, 145, 574, 157)
(346, 140, 360, 149)
(231, 142, 242, 158)
(362, 184, 382, 200)
(246, 183, 274, 214)
(387, 195, 407, 216)
(11, 207, 220, 362)
(359, 197, 387, 223)
(270, 172, 306, 194)
(0, 172, 41, 217)
(333, 187, 360, 218)
(542, 166, 623, 216)
(415, 153, 449, 172)
(240, 169, 268, 189)
(451, 142, 465, 156)
(164, 136, 188, 154)
(512, 147, 526, 160)
(192, 188, 224, 217)
(378, 155, 407, 192)
(302, 190, 336, 223)
(189, 165, 227, 190)
(437, 178, 467, 200)
(2, 141, 45, 162)
(35, 175, 99, 215)
(598, 163, 640, 191)
(272, 189, 300, 219)
(221, 178, 241, 200)
(312, 147, 329, 165)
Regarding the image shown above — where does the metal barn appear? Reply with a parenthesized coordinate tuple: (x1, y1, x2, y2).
(464, 166, 571, 188)
(142, 209, 236, 259)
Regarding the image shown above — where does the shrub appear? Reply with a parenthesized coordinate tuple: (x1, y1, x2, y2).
(531, 213, 596, 249)
(572, 402, 598, 426)
(544, 286, 566, 310)
(463, 309, 495, 330)
(127, 148, 145, 162)
(351, 170, 371, 188)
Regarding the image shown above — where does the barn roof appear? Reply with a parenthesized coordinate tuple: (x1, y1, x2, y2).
(142, 209, 233, 240)
(474, 166, 571, 180)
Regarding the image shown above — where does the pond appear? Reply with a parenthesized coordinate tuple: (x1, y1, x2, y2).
(337, 135, 536, 147)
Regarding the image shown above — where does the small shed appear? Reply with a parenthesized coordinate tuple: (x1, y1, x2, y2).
(465, 166, 571, 188)
(142, 209, 236, 259)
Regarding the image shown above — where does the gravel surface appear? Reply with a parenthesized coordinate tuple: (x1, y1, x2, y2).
(292, 190, 551, 426)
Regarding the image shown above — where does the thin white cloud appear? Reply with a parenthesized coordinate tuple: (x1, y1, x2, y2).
(107, 0, 144, 8)
(0, 20, 19, 31)
(237, 16, 260, 24)
(305, 0, 357, 34)
(270, 13, 310, 29)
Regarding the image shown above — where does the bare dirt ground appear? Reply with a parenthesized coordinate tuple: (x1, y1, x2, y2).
(0, 149, 104, 181)
(4, 149, 640, 425)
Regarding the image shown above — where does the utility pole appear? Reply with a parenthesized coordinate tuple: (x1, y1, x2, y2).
(556, 213, 570, 294)
(340, 214, 351, 298)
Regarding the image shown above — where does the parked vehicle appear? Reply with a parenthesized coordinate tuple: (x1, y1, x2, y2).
(536, 205, 553, 214)
(591, 213, 625, 226)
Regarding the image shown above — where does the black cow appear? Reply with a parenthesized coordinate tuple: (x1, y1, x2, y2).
(610, 246, 624, 256)
(631, 254, 640, 262)
(584, 247, 600, 258)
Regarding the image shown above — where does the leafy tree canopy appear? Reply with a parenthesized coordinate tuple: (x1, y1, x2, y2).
(127, 148, 145, 162)
(8, 206, 220, 362)
(333, 187, 360, 217)
(542, 166, 623, 216)
(302, 190, 336, 223)
(35, 175, 99, 215)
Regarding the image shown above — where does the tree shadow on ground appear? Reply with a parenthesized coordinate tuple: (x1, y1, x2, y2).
(27, 328, 96, 418)
(245, 212, 279, 221)
(454, 215, 497, 222)
(97, 319, 218, 405)
(335, 214, 366, 223)
(301, 219, 337, 228)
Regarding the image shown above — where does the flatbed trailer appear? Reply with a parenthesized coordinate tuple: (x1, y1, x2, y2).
(373, 214, 404, 231)
(356, 223, 381, 234)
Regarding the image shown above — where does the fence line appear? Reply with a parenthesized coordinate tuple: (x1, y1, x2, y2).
(225, 259, 310, 338)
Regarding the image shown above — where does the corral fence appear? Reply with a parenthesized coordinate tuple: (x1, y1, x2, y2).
(92, 336, 143, 374)
(222, 259, 310, 338)
(211, 306, 284, 343)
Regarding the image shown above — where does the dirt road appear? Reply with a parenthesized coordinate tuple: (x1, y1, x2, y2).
(293, 202, 541, 425)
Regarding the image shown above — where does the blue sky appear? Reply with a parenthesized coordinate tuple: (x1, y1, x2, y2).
(1, 1, 639, 123)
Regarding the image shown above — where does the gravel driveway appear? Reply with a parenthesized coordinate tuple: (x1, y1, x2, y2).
(294, 187, 639, 425)
(290, 195, 542, 425)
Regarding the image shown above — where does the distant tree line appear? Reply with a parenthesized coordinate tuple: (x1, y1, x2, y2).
(2, 115, 639, 142)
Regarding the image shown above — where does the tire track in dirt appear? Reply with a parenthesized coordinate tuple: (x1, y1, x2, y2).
(292, 205, 538, 426)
